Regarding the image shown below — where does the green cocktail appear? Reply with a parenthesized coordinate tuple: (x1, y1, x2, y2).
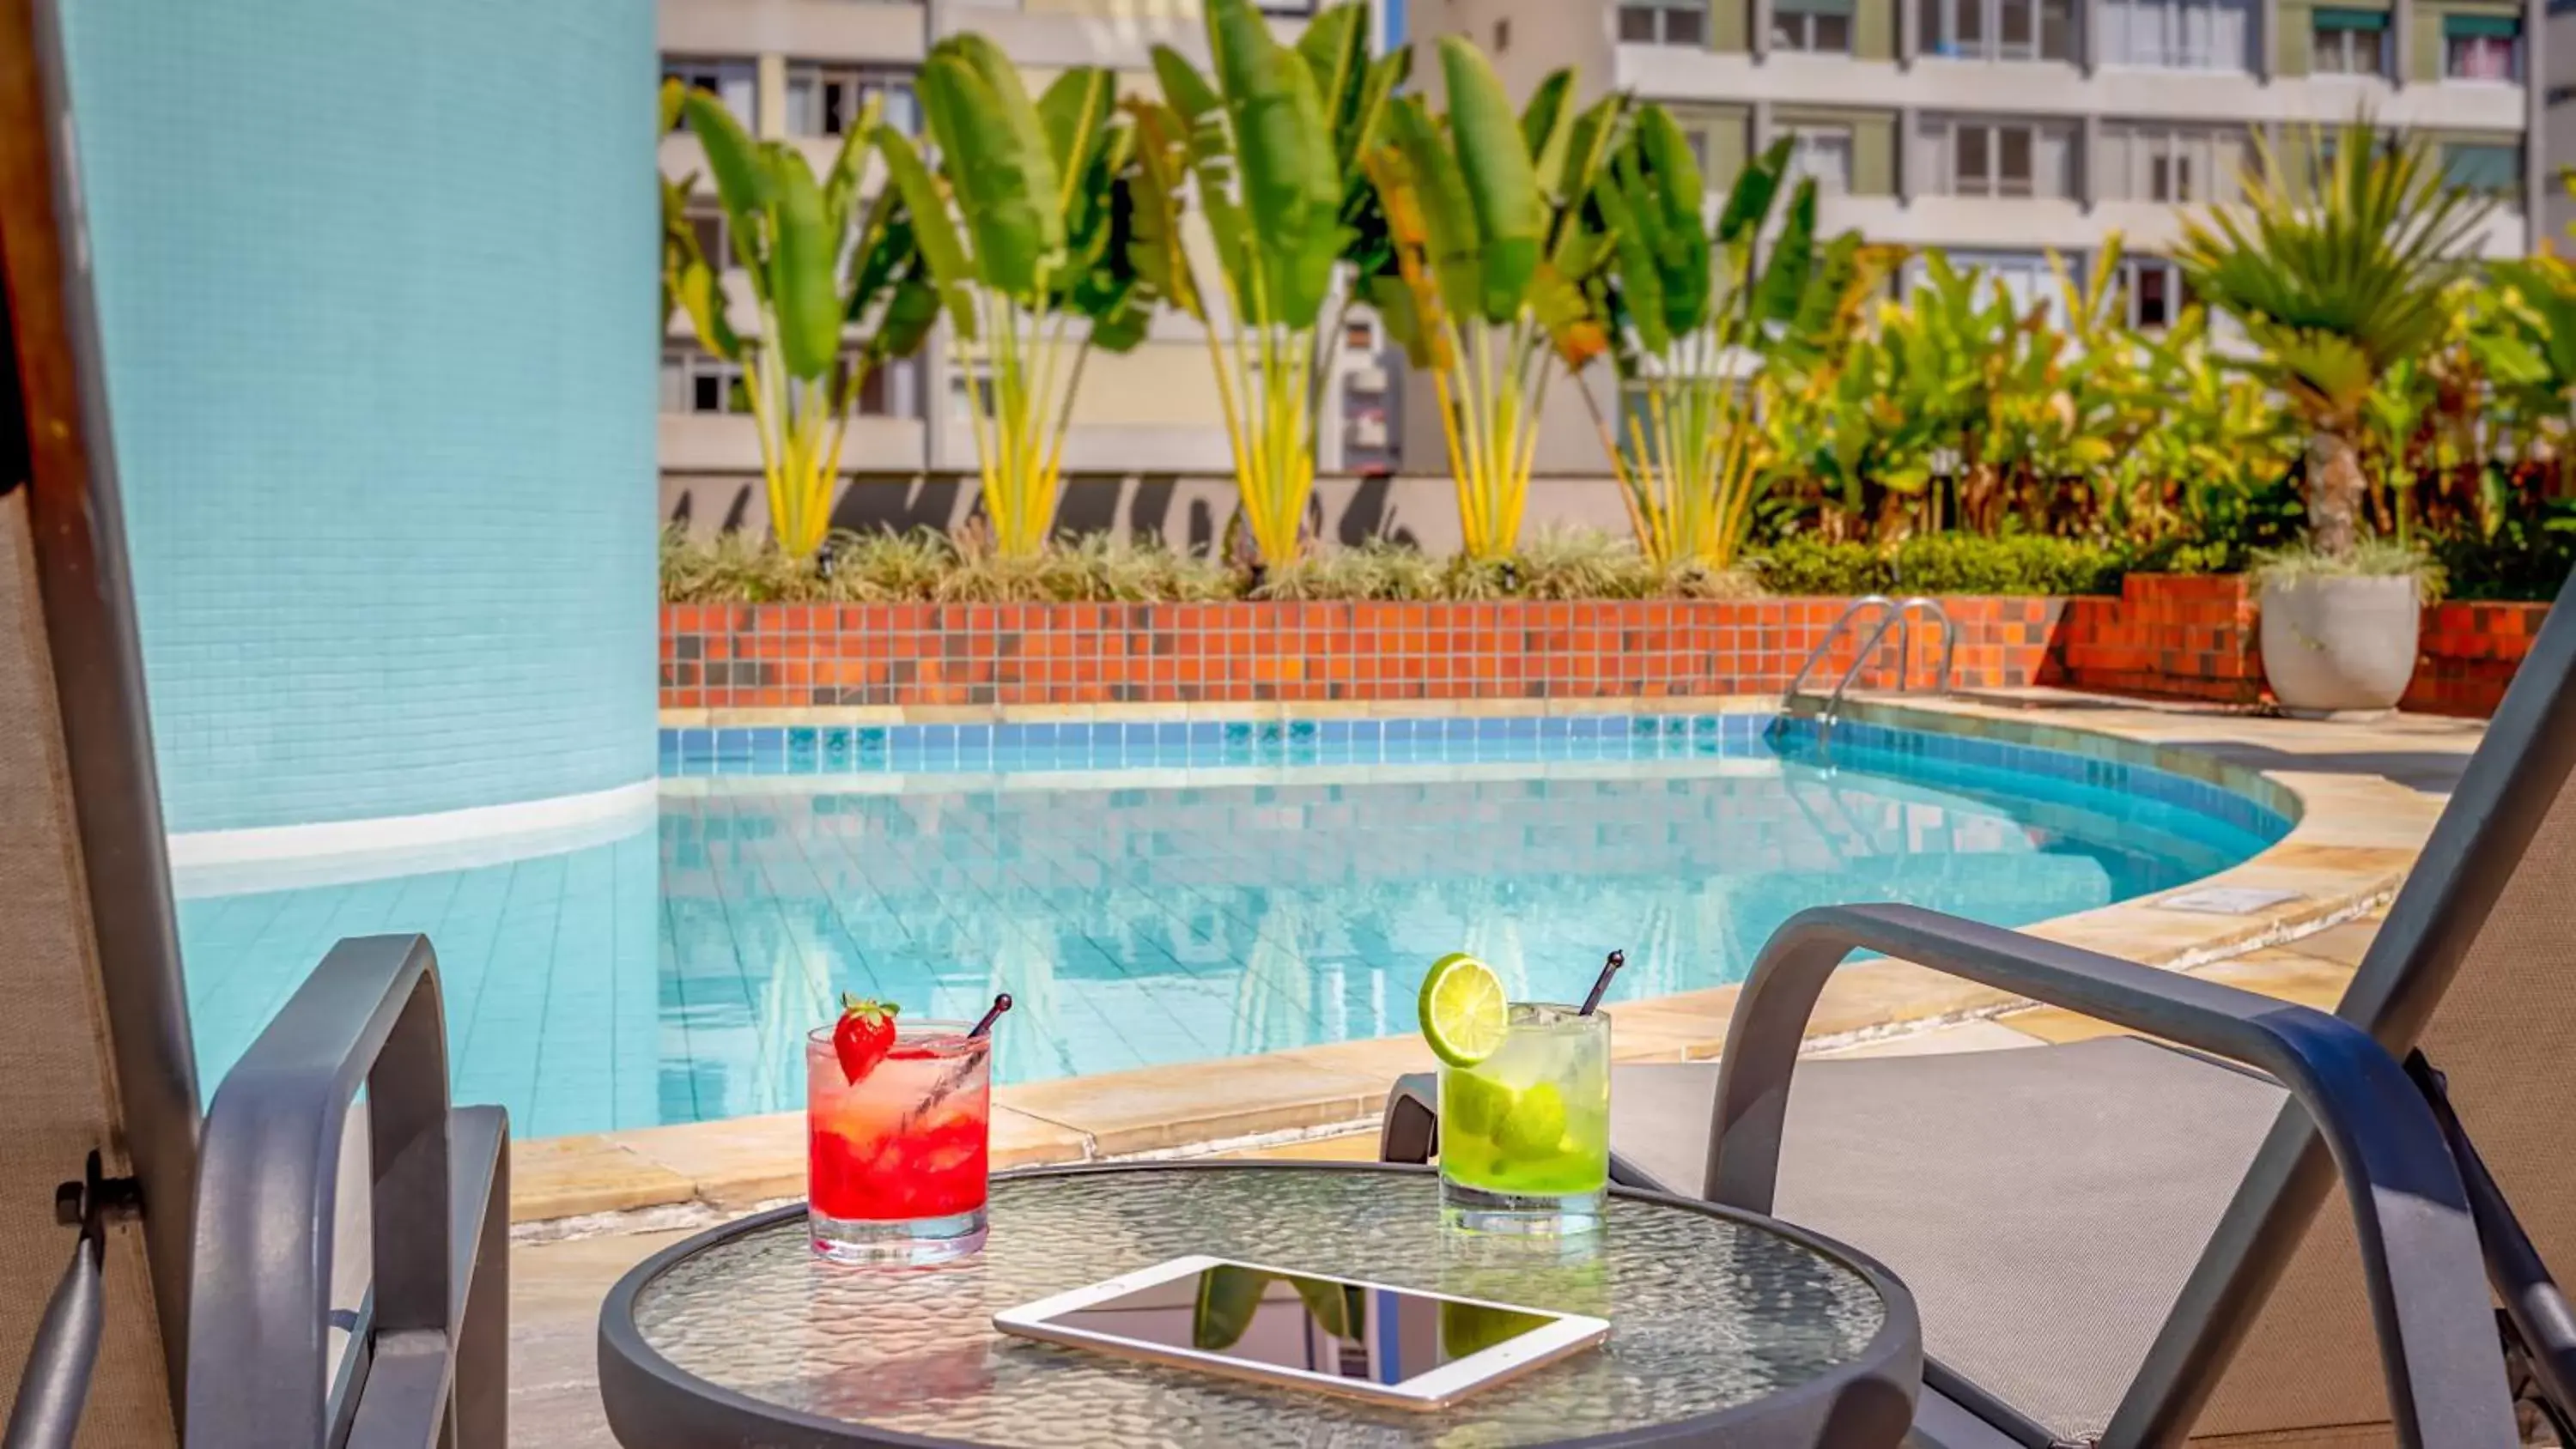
(1439, 1003, 1609, 1234)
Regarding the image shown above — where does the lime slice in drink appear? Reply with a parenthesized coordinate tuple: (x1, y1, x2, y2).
(1444, 1070, 1512, 1137)
(1419, 952, 1509, 1069)
(1496, 1082, 1567, 1158)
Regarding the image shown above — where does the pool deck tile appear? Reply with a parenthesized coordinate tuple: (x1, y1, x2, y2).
(522, 694, 2477, 1231)
(993, 1055, 1392, 1159)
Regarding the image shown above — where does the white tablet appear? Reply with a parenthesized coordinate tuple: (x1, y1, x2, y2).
(992, 1253, 1608, 1410)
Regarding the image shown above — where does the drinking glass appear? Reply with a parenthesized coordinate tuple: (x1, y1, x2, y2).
(1438, 1003, 1609, 1234)
(805, 1019, 991, 1264)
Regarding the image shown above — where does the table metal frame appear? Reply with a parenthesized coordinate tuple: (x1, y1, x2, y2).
(597, 1160, 1923, 1449)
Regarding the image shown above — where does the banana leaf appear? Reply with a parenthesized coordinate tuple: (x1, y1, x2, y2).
(919, 35, 1065, 300)
(1382, 95, 1484, 329)
(873, 124, 979, 338)
(764, 150, 842, 380)
(1437, 38, 1543, 324)
(1206, 0, 1341, 327)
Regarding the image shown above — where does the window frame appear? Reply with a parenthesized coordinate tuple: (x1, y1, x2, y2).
(1619, 0, 1711, 44)
(2441, 21, 2523, 82)
(783, 62, 921, 138)
(2308, 9, 2390, 76)
(1936, 117, 2066, 197)
(1771, 0, 1856, 52)
(1784, 125, 1856, 194)
(1921, 0, 2078, 60)
(2117, 255, 2192, 330)
(2100, 0, 2255, 70)
(662, 56, 758, 131)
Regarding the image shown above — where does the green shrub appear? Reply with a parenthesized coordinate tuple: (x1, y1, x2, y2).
(1749, 534, 2128, 597)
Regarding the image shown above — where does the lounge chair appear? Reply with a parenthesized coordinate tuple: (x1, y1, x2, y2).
(1383, 565, 2576, 1447)
(0, 8, 507, 1443)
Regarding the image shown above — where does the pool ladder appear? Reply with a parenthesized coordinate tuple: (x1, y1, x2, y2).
(1780, 594, 1958, 745)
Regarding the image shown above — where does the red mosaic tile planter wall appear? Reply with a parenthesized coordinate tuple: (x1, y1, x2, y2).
(2059, 573, 2264, 705)
(660, 584, 2549, 716)
(661, 597, 2068, 710)
(2408, 600, 2549, 717)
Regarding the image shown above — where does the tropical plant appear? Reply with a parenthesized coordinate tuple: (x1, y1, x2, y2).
(877, 36, 1155, 559)
(1127, 0, 1401, 569)
(662, 85, 940, 560)
(1361, 44, 1623, 560)
(2173, 118, 2494, 560)
(1589, 124, 1876, 569)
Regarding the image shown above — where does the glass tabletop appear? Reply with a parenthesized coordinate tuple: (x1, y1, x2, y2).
(617, 1164, 1904, 1448)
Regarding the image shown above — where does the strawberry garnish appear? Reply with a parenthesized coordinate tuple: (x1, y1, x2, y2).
(832, 995, 900, 1084)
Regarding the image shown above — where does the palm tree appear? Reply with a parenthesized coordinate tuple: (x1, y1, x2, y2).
(2172, 118, 2493, 559)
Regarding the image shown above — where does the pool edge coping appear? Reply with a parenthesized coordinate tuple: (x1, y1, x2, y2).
(513, 696, 2455, 1231)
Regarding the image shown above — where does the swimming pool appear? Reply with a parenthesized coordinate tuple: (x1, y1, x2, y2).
(175, 714, 2291, 1138)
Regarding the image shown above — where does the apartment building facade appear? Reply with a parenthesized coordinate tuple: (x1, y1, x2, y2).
(1398, 0, 2548, 475)
(657, 0, 1406, 537)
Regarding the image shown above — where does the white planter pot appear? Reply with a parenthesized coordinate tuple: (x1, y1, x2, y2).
(2257, 574, 2422, 719)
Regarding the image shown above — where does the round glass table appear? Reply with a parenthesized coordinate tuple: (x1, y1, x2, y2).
(597, 1162, 1920, 1448)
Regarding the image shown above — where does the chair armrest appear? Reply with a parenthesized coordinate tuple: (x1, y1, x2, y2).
(1709, 902, 2515, 1449)
(187, 934, 500, 1449)
(1378, 1072, 1437, 1163)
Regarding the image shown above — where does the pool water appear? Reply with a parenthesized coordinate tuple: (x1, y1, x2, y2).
(175, 717, 2289, 1137)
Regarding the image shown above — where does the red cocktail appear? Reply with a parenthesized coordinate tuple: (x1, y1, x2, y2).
(805, 1016, 991, 1264)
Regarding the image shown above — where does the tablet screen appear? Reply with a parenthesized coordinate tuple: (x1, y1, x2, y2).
(1038, 1261, 1563, 1386)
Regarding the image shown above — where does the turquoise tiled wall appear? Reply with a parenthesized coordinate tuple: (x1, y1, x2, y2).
(62, 1, 657, 834)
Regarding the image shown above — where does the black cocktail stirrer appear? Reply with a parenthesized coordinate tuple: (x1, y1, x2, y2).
(969, 992, 1013, 1038)
(1579, 950, 1625, 1016)
(904, 994, 1013, 1131)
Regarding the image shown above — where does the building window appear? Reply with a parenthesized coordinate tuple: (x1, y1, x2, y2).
(835, 353, 920, 419)
(1346, 318, 1378, 350)
(1922, 0, 2077, 59)
(1619, 0, 1710, 44)
(1773, 0, 1856, 51)
(1784, 126, 1855, 193)
(2443, 13, 2522, 81)
(2099, 0, 2253, 69)
(786, 64, 921, 137)
(684, 205, 730, 270)
(1926, 116, 2075, 197)
(2119, 256, 2192, 329)
(2310, 9, 2389, 73)
(2442, 141, 2521, 196)
(661, 347, 919, 417)
(2099, 123, 2250, 203)
(663, 57, 757, 130)
(661, 347, 750, 415)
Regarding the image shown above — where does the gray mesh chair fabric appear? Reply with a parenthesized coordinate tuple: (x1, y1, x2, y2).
(1608, 567, 2576, 1445)
(0, 494, 176, 1444)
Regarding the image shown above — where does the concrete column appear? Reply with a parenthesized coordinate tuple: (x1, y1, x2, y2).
(1901, 0, 1922, 64)
(2257, 0, 2279, 78)
(2082, 0, 2103, 72)
(2079, 112, 2102, 207)
(756, 53, 789, 139)
(1899, 104, 1920, 201)
(1753, 98, 1777, 150)
(1754, 0, 1777, 58)
(2390, 0, 2409, 87)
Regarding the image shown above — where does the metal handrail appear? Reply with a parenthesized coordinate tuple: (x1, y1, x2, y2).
(1778, 595, 1957, 743)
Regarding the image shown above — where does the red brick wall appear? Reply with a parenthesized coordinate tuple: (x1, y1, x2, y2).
(2408, 600, 2549, 717)
(661, 597, 2067, 711)
(2060, 573, 2264, 705)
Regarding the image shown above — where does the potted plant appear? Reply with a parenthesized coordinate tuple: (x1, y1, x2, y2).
(2175, 118, 2489, 717)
